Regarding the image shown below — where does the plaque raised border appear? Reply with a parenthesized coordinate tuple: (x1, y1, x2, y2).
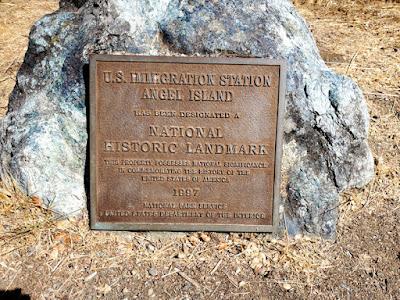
(90, 55, 286, 232)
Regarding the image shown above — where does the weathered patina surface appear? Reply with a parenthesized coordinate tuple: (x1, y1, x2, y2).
(90, 55, 285, 232)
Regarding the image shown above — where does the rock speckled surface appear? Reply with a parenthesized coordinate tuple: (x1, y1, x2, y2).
(0, 0, 374, 237)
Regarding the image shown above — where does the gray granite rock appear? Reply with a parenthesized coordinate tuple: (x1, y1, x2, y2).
(0, 0, 374, 237)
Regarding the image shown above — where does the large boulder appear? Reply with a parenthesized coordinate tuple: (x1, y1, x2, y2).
(0, 0, 374, 237)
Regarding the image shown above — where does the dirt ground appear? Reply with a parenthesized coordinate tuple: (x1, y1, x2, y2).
(0, 0, 399, 299)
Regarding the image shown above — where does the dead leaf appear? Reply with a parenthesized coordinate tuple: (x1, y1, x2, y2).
(217, 242, 228, 250)
(282, 283, 292, 290)
(49, 248, 59, 260)
(54, 231, 71, 244)
(31, 195, 42, 207)
(199, 233, 211, 242)
(0, 188, 12, 200)
(189, 235, 200, 245)
(100, 284, 112, 295)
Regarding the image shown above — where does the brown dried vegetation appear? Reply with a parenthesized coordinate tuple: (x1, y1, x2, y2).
(0, 0, 399, 299)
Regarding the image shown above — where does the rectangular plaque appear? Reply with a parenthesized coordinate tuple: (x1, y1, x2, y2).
(90, 55, 286, 232)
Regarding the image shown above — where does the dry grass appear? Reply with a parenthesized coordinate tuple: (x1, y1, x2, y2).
(0, 0, 399, 299)
(0, 176, 333, 298)
(0, 0, 59, 115)
(0, 178, 335, 298)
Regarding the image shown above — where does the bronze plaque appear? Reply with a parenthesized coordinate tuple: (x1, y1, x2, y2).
(90, 55, 286, 232)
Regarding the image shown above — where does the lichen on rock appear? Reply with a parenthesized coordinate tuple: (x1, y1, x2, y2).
(0, 0, 374, 237)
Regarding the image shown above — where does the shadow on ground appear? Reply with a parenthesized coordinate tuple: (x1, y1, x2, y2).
(0, 289, 30, 300)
